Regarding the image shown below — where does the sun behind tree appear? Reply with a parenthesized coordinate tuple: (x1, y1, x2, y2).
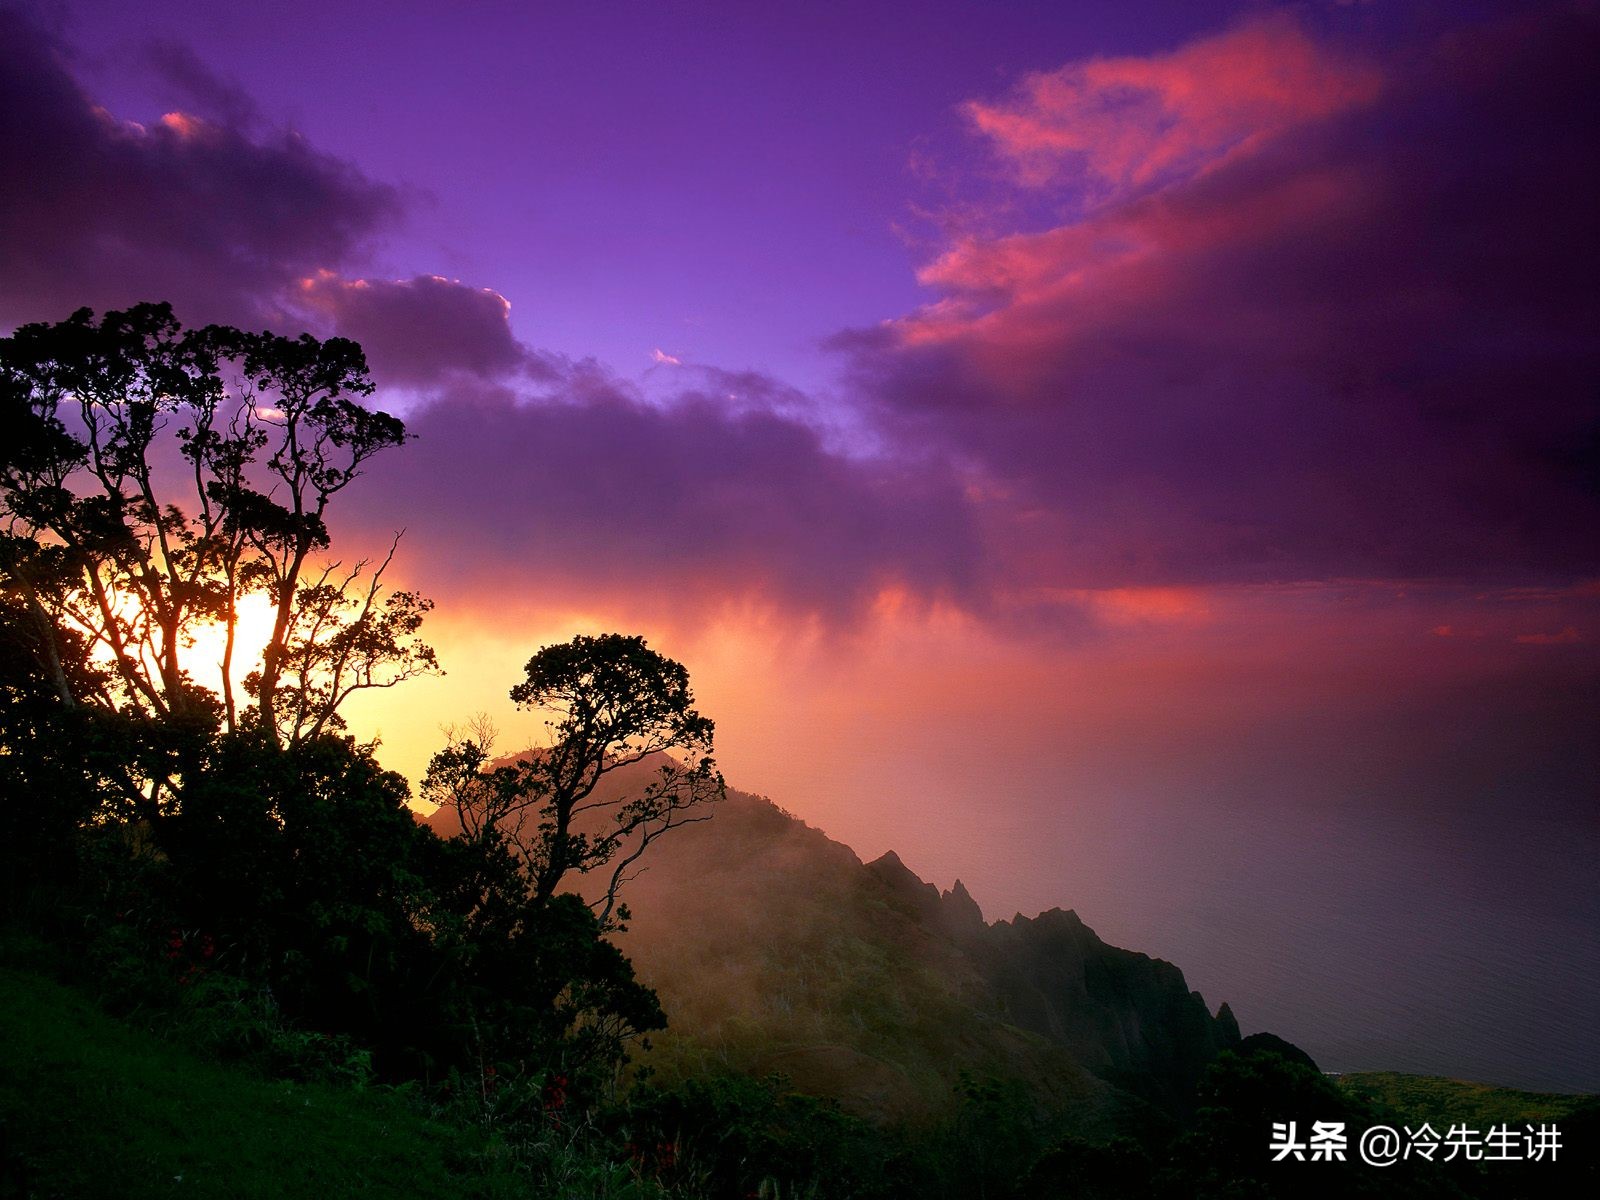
(0, 302, 436, 774)
(0, 301, 717, 1104)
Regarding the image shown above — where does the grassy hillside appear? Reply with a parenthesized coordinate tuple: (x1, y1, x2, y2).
(0, 963, 522, 1199)
(429, 761, 1241, 1132)
(601, 786, 1112, 1124)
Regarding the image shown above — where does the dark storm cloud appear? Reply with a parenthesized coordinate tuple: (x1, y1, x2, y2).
(841, 6, 1600, 589)
(0, 6, 396, 327)
(347, 375, 983, 623)
(294, 272, 557, 387)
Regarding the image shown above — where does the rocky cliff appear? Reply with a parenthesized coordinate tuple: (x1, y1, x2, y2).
(426, 764, 1248, 1126)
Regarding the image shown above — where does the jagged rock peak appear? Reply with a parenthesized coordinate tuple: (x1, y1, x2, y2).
(1215, 1001, 1242, 1045)
(1003, 906, 1088, 935)
(866, 850, 938, 897)
(940, 879, 985, 929)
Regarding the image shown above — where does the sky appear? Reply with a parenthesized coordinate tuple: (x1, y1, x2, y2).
(3, 0, 1597, 1089)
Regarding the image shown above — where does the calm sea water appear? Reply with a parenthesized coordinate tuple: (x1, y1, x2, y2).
(947, 775, 1600, 1093)
(824, 673, 1600, 1094)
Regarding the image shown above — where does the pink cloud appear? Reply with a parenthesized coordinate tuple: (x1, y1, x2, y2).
(841, 5, 1600, 593)
(965, 13, 1381, 196)
(1515, 628, 1582, 645)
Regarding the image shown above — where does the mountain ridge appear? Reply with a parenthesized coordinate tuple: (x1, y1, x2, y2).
(428, 758, 1255, 1127)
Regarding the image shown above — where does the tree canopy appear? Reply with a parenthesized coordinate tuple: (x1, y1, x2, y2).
(424, 633, 725, 930)
(0, 302, 435, 757)
(1, 302, 707, 1097)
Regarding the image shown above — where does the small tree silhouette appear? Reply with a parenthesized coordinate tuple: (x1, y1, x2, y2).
(424, 633, 724, 929)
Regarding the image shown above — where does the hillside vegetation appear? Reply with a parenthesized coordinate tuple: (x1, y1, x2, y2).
(1338, 1071, 1599, 1128)
(0, 960, 524, 1199)
(5, 306, 1592, 1198)
(430, 765, 1242, 1129)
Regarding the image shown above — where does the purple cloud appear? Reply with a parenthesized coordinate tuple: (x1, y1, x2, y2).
(0, 6, 396, 327)
(0, 9, 980, 628)
(841, 5, 1600, 590)
(5, 3, 1590, 638)
(347, 374, 982, 625)
(140, 38, 262, 131)
(293, 272, 554, 387)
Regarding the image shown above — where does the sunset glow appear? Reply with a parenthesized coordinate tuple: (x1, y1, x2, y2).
(3, 0, 1595, 1098)
(182, 593, 277, 692)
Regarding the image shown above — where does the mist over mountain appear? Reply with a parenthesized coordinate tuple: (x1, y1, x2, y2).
(426, 758, 1252, 1128)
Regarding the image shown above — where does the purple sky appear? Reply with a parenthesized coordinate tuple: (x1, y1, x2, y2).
(4, 0, 1597, 1089)
(27, 0, 1244, 382)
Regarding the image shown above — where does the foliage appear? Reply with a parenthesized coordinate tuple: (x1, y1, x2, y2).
(1151, 1049, 1471, 1199)
(0, 596, 104, 909)
(942, 1071, 1055, 1199)
(0, 302, 435, 755)
(424, 633, 725, 929)
(1019, 1135, 1154, 1200)
(0, 960, 530, 1199)
(44, 725, 667, 1089)
(617, 1072, 919, 1200)
(0, 305, 689, 1106)
(1336, 1071, 1598, 1128)
(413, 633, 730, 1084)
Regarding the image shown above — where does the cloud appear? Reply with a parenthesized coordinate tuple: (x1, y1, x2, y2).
(1515, 628, 1582, 646)
(652, 348, 682, 366)
(0, 9, 977, 634)
(965, 13, 1381, 197)
(842, 5, 1600, 591)
(0, 6, 396, 327)
(6, 4, 1590, 645)
(141, 38, 262, 130)
(346, 373, 983, 627)
(0, 13, 538, 396)
(294, 272, 551, 386)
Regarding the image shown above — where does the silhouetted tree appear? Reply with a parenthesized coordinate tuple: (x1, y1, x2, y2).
(424, 634, 724, 929)
(0, 594, 106, 909)
(0, 305, 445, 1053)
(0, 304, 436, 797)
(1, 304, 696, 1104)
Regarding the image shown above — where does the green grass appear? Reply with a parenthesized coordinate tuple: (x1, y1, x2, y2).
(10, 938, 1591, 1200)
(1336, 1071, 1597, 1128)
(0, 962, 523, 1199)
